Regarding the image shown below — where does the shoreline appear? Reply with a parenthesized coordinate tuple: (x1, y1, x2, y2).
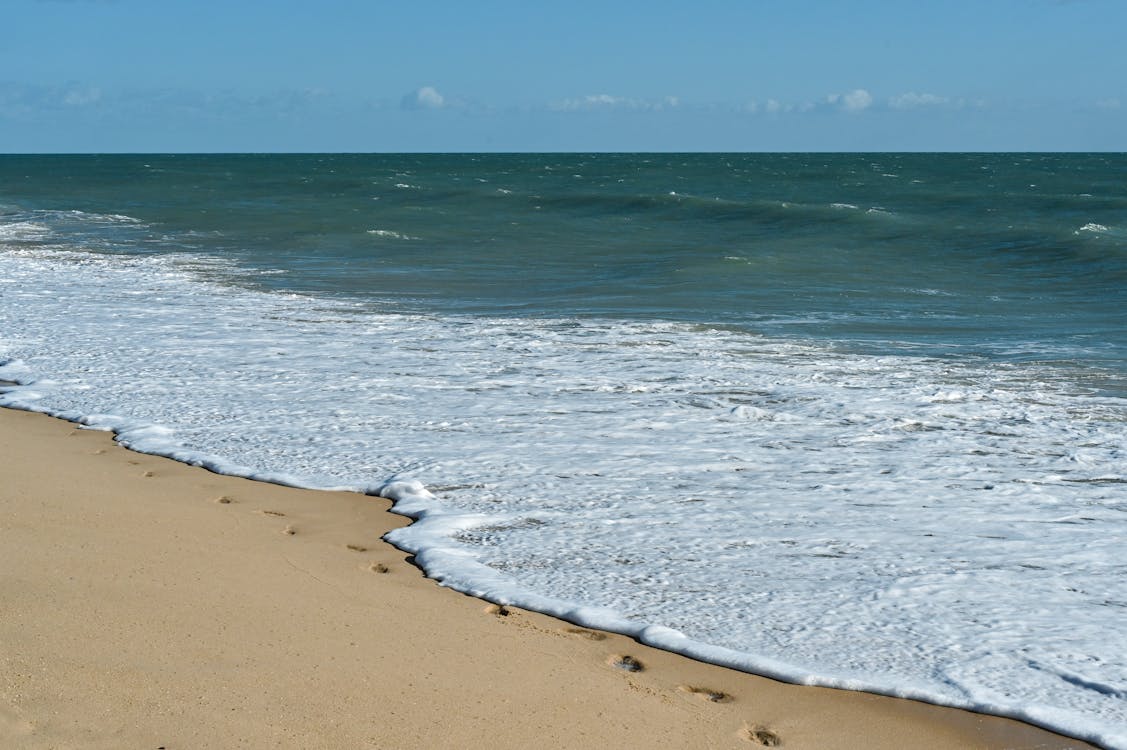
(0, 405, 1097, 749)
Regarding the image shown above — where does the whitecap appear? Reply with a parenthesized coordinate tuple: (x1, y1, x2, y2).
(367, 229, 419, 240)
(1076, 223, 1109, 234)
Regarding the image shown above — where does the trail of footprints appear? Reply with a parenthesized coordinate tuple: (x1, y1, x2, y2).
(210, 490, 782, 746)
(86, 443, 780, 744)
(213, 495, 393, 574)
(484, 604, 783, 746)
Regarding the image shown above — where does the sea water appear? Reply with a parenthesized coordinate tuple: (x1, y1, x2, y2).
(1, 153, 1125, 747)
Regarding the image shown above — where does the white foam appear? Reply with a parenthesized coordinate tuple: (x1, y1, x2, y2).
(1, 243, 1125, 749)
(0, 221, 51, 242)
(366, 229, 418, 240)
(59, 210, 142, 224)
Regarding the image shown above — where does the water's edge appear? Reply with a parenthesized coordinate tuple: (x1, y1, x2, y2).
(0, 392, 1106, 750)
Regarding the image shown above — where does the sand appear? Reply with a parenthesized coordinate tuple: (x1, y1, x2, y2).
(0, 406, 1095, 749)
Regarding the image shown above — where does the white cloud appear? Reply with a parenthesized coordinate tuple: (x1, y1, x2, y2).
(584, 94, 630, 108)
(549, 94, 679, 112)
(748, 93, 862, 115)
(888, 93, 988, 111)
(760, 98, 814, 114)
(401, 86, 445, 110)
(62, 86, 102, 107)
(0, 82, 106, 115)
(830, 89, 873, 112)
(889, 92, 950, 110)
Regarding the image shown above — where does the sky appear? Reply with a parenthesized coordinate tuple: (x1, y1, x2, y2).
(2, 0, 1125, 152)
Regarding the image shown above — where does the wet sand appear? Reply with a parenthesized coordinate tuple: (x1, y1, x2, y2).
(0, 407, 1095, 749)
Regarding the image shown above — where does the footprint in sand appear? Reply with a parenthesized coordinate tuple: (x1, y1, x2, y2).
(485, 604, 511, 617)
(608, 655, 644, 672)
(742, 725, 782, 746)
(680, 685, 733, 703)
(564, 627, 607, 641)
(261, 510, 286, 517)
(345, 544, 368, 552)
(282, 525, 296, 536)
(370, 562, 390, 574)
(214, 495, 234, 504)
(142, 470, 155, 477)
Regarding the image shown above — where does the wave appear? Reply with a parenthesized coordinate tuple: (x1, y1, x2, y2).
(367, 229, 419, 240)
(526, 188, 910, 230)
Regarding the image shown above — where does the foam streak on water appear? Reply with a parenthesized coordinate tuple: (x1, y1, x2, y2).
(1, 234, 1125, 748)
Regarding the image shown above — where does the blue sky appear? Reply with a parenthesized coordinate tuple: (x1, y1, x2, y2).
(3, 0, 1125, 152)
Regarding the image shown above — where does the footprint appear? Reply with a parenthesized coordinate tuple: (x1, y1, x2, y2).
(564, 627, 606, 641)
(282, 525, 296, 536)
(608, 655, 644, 673)
(742, 725, 782, 746)
(345, 544, 368, 552)
(261, 510, 286, 517)
(214, 495, 234, 504)
(486, 604, 511, 617)
(142, 471, 155, 478)
(681, 685, 733, 703)
(370, 562, 390, 574)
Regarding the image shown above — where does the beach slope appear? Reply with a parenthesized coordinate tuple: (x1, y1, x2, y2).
(0, 407, 1094, 749)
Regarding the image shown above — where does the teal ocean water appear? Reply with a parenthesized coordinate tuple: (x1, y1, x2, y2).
(5, 153, 1126, 366)
(2, 154, 1125, 747)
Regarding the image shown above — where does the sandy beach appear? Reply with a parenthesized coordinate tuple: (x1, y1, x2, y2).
(0, 406, 1095, 749)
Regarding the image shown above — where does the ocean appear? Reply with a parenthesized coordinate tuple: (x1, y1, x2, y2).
(1, 153, 1124, 747)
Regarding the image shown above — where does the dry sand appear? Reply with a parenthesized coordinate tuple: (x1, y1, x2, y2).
(0, 407, 1095, 749)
